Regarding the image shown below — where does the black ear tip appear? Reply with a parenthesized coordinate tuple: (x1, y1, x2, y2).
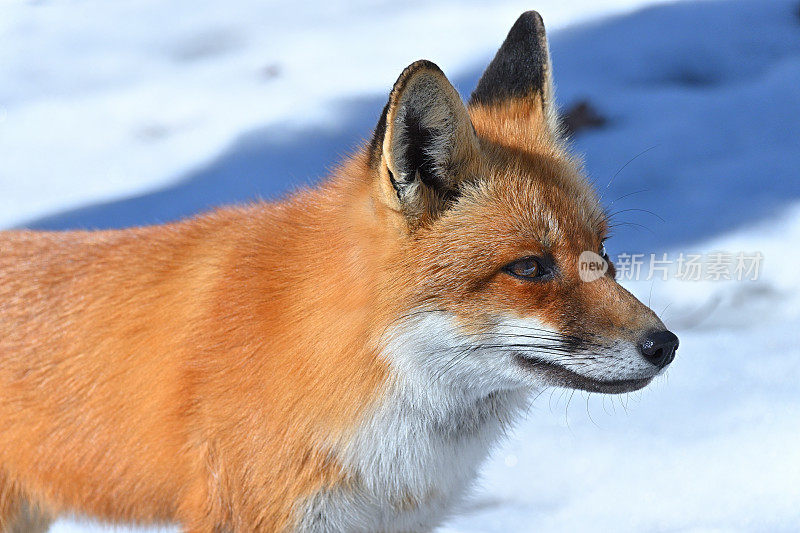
(370, 59, 450, 169)
(519, 10, 544, 24)
(469, 10, 551, 107)
(390, 59, 445, 99)
(509, 10, 547, 39)
(404, 59, 443, 73)
(394, 59, 444, 86)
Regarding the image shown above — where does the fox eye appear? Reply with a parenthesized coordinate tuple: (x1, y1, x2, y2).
(504, 256, 550, 281)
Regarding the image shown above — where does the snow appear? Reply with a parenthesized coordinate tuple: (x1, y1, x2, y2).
(1, 0, 799, 531)
(0, 0, 661, 230)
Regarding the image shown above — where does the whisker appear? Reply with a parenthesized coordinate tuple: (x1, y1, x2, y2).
(607, 207, 665, 223)
(605, 144, 660, 189)
(607, 188, 650, 207)
(608, 221, 655, 235)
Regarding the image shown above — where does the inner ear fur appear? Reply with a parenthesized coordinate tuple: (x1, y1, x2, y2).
(370, 60, 480, 227)
(469, 11, 561, 141)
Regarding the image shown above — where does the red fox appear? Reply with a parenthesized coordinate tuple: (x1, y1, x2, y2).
(0, 11, 678, 533)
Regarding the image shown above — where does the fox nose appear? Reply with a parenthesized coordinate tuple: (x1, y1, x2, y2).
(637, 330, 679, 369)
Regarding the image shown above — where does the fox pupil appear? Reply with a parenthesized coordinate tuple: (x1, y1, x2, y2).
(507, 257, 540, 279)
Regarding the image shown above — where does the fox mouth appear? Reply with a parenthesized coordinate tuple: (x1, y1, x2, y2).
(514, 355, 653, 394)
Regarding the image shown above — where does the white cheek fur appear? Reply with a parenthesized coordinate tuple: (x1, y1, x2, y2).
(296, 310, 654, 531)
(296, 312, 529, 532)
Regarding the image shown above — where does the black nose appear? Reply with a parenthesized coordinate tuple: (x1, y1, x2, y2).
(637, 330, 679, 369)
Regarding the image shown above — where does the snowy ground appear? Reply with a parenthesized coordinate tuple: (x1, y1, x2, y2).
(2, 0, 800, 531)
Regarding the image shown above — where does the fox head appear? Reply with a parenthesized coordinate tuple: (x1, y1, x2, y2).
(367, 12, 677, 395)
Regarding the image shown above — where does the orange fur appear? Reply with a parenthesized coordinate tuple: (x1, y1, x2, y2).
(0, 169, 404, 530)
(0, 14, 670, 532)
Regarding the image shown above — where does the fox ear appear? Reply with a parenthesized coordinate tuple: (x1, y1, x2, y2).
(469, 11, 560, 138)
(370, 60, 480, 227)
